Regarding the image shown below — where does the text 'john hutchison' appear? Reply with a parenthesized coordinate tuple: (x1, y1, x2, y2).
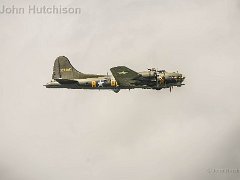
(0, 5, 81, 14)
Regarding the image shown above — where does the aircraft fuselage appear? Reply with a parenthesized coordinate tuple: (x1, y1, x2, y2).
(44, 56, 185, 93)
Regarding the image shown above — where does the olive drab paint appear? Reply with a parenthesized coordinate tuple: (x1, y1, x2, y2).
(45, 56, 185, 93)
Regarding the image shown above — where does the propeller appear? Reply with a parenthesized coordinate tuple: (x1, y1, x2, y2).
(153, 68, 159, 88)
(156, 73, 159, 88)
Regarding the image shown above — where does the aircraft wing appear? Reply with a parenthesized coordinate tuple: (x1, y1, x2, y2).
(110, 66, 141, 87)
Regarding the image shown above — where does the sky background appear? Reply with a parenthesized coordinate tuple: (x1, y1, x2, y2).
(0, 0, 240, 180)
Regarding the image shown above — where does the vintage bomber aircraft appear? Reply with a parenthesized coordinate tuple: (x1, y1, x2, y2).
(44, 56, 185, 93)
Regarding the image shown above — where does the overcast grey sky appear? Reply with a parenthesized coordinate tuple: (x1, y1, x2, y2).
(0, 0, 240, 180)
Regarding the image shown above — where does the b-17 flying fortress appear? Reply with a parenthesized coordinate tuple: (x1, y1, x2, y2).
(44, 56, 185, 93)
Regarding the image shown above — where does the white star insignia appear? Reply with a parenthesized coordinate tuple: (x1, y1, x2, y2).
(118, 71, 128, 75)
(98, 80, 105, 87)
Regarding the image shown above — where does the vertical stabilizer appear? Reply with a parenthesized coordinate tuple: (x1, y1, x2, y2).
(52, 56, 99, 79)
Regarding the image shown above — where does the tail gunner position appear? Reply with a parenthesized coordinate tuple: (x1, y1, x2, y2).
(44, 56, 185, 93)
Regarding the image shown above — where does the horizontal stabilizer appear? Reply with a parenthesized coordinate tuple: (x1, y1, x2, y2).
(55, 79, 78, 84)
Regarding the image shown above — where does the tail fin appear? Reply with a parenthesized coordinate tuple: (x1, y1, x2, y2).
(52, 56, 85, 79)
(52, 56, 103, 79)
